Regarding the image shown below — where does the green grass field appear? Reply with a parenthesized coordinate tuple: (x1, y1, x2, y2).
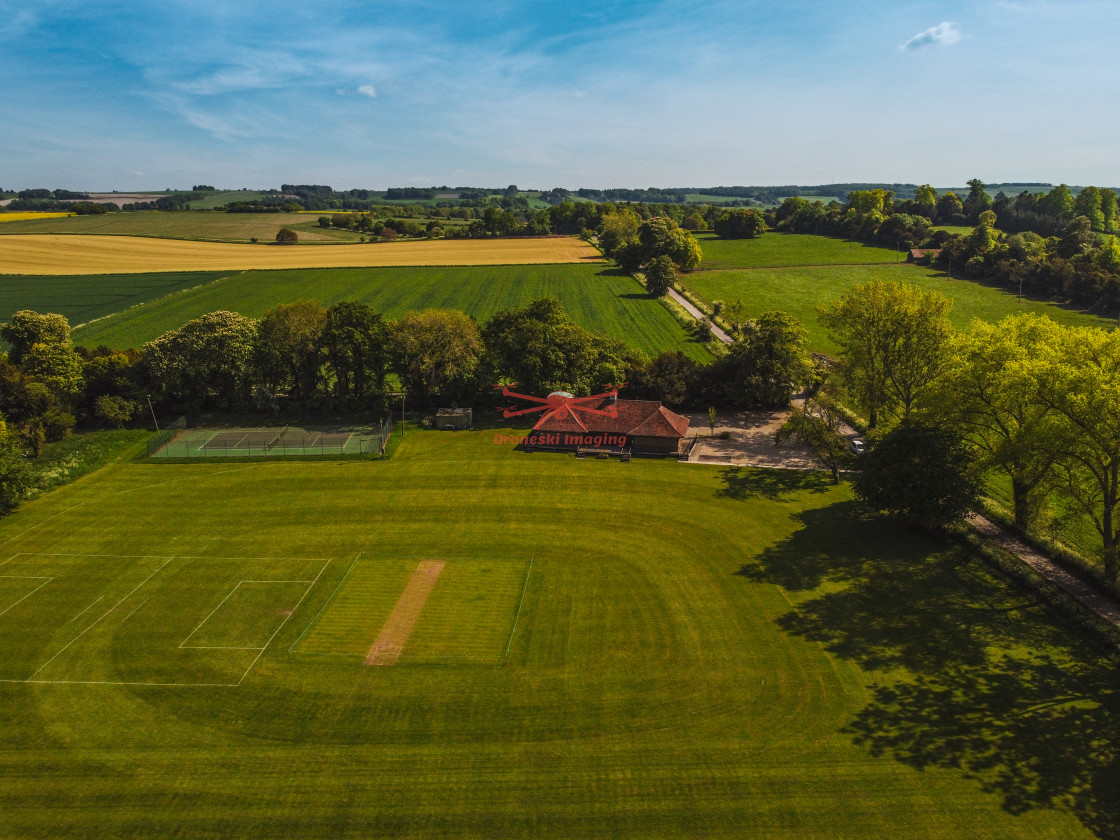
(0, 211, 366, 243)
(0, 430, 1114, 838)
(694, 232, 902, 270)
(678, 262, 1114, 354)
(71, 264, 712, 361)
(0, 271, 227, 329)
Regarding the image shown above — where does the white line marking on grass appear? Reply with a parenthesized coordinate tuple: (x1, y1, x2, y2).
(68, 595, 104, 623)
(179, 582, 246, 649)
(288, 554, 359, 652)
(0, 576, 52, 618)
(0, 466, 256, 551)
(237, 560, 331, 686)
(0, 553, 24, 571)
(503, 555, 534, 662)
(181, 580, 320, 649)
(28, 557, 175, 680)
(9, 678, 240, 688)
(116, 597, 150, 627)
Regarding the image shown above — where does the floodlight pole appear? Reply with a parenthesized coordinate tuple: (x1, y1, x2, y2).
(146, 395, 161, 434)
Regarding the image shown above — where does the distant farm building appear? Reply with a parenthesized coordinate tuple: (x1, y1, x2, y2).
(908, 248, 942, 262)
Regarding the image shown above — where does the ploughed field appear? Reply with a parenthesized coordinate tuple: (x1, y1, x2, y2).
(0, 430, 1115, 839)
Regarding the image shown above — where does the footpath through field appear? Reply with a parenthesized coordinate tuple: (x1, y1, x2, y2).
(0, 234, 603, 274)
(667, 287, 732, 344)
(968, 514, 1120, 631)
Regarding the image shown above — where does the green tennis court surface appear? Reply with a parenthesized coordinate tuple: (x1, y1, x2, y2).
(148, 424, 381, 458)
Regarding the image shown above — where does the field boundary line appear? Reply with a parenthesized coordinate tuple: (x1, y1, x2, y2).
(0, 466, 257, 551)
(503, 555, 534, 662)
(66, 591, 103, 627)
(0, 552, 24, 571)
(68, 594, 104, 623)
(116, 597, 150, 627)
(237, 560, 331, 685)
(28, 557, 175, 680)
(4, 678, 240, 688)
(180, 579, 312, 649)
(179, 582, 246, 648)
(288, 554, 359, 652)
(0, 576, 53, 619)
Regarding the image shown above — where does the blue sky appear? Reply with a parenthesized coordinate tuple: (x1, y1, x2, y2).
(2, 0, 1117, 191)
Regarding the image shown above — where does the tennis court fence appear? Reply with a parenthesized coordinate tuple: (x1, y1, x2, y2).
(147, 417, 395, 459)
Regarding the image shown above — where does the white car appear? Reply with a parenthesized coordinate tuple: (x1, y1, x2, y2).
(849, 439, 866, 455)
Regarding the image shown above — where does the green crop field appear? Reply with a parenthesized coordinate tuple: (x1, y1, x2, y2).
(0, 271, 227, 330)
(694, 232, 903, 271)
(71, 263, 711, 360)
(0, 430, 1114, 838)
(0, 211, 365, 243)
(678, 262, 1114, 354)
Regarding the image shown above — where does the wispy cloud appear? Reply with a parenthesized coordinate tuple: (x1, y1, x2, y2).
(357, 85, 376, 98)
(899, 21, 962, 52)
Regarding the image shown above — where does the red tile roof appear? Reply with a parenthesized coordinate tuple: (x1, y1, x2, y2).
(533, 398, 690, 440)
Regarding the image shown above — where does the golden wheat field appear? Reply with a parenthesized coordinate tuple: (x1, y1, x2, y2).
(0, 234, 602, 274)
(0, 212, 76, 223)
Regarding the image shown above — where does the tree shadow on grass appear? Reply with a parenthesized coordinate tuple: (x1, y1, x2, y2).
(716, 466, 834, 502)
(740, 502, 1120, 838)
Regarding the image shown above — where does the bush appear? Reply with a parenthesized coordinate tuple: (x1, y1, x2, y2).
(275, 228, 299, 245)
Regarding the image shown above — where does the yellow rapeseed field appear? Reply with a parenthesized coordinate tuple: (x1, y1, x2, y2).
(0, 212, 76, 223)
(0, 234, 602, 275)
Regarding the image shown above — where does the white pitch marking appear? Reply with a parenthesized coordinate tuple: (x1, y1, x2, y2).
(27, 557, 175, 680)
(237, 560, 331, 686)
(0, 576, 53, 619)
(67, 594, 105, 624)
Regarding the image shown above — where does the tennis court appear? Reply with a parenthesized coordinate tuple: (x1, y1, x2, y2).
(147, 424, 384, 459)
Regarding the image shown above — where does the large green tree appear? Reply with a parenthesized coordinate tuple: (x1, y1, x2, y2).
(929, 315, 1067, 529)
(255, 300, 327, 405)
(483, 298, 636, 396)
(819, 280, 953, 428)
(0, 311, 72, 365)
(143, 311, 259, 410)
(643, 254, 676, 297)
(318, 302, 390, 404)
(391, 309, 484, 405)
(854, 420, 982, 531)
(717, 311, 810, 409)
(1033, 325, 1120, 581)
(713, 208, 766, 239)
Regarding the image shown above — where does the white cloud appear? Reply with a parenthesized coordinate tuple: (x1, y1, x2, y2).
(900, 22, 963, 52)
(357, 84, 376, 98)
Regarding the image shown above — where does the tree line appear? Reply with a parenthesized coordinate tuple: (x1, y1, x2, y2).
(782, 279, 1120, 587)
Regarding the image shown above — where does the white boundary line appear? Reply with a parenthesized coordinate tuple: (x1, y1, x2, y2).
(180, 580, 315, 650)
(179, 582, 247, 648)
(503, 555, 534, 661)
(27, 557, 176, 680)
(67, 594, 104, 624)
(237, 560, 331, 685)
(0, 575, 53, 619)
(288, 554, 360, 652)
(116, 597, 150, 627)
(2, 678, 240, 688)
